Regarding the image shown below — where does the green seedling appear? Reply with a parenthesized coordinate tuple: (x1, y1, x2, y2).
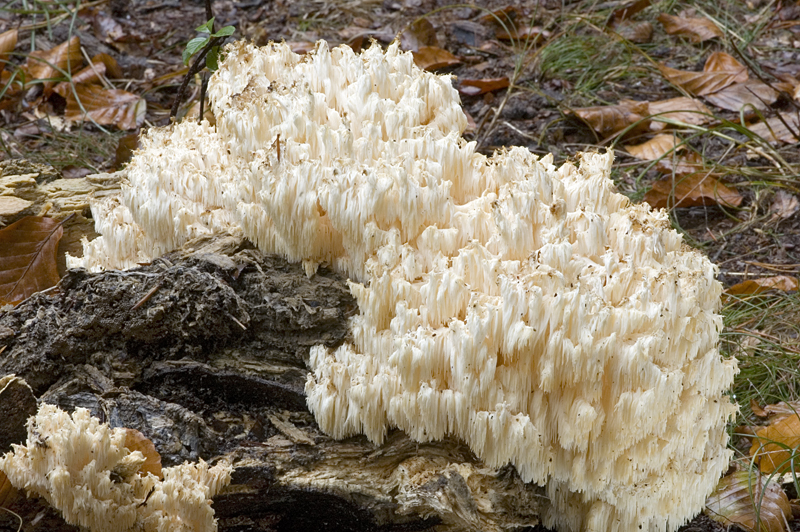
(182, 17, 234, 72)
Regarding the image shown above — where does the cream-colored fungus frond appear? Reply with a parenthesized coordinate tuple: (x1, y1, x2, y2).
(0, 404, 231, 532)
(69, 40, 738, 532)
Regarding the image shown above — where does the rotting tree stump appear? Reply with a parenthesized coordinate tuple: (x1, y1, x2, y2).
(0, 238, 546, 532)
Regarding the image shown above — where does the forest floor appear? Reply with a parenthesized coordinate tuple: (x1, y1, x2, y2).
(0, 0, 799, 531)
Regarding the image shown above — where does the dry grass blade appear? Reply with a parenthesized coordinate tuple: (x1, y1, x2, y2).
(0, 216, 64, 306)
(0, 29, 18, 66)
(65, 84, 146, 130)
(705, 470, 791, 532)
(625, 133, 679, 160)
(657, 13, 723, 43)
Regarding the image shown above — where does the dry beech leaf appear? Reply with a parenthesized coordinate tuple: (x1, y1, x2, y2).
(750, 413, 800, 474)
(657, 13, 723, 42)
(658, 52, 747, 96)
(53, 62, 107, 98)
(91, 52, 123, 79)
(571, 99, 650, 138)
(751, 401, 800, 422)
(0, 470, 19, 508)
(769, 190, 799, 221)
(648, 97, 712, 129)
(625, 133, 680, 160)
(25, 35, 82, 87)
(114, 132, 140, 169)
(705, 470, 791, 532)
(459, 77, 510, 96)
(616, 21, 653, 43)
(123, 428, 163, 479)
(496, 25, 549, 44)
(749, 112, 800, 144)
(400, 18, 438, 52)
(607, 0, 652, 27)
(65, 84, 146, 130)
(726, 276, 799, 298)
(644, 173, 743, 209)
(751, 399, 769, 418)
(0, 216, 64, 306)
(704, 80, 779, 112)
(655, 152, 711, 176)
(0, 28, 18, 66)
(480, 6, 520, 28)
(412, 46, 460, 71)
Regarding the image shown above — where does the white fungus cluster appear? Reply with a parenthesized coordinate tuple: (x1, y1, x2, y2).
(70, 40, 738, 532)
(0, 404, 231, 532)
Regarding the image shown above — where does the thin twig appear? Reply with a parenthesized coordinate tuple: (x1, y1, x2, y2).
(132, 280, 163, 310)
(169, 36, 226, 119)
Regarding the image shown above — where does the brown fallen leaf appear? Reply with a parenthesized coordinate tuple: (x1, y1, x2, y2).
(648, 96, 712, 129)
(750, 412, 800, 474)
(480, 6, 520, 29)
(123, 428, 163, 479)
(705, 470, 791, 532)
(412, 46, 460, 71)
(25, 35, 82, 90)
(726, 276, 799, 298)
(61, 165, 93, 179)
(53, 62, 108, 98)
(91, 52, 123, 79)
(615, 21, 654, 43)
(0, 216, 64, 306)
(115, 132, 140, 169)
(607, 0, 652, 27)
(0, 471, 18, 508)
(644, 173, 743, 209)
(0, 28, 18, 66)
(65, 84, 146, 130)
(496, 25, 549, 45)
(749, 112, 800, 144)
(704, 80, 779, 112)
(657, 13, 723, 43)
(399, 18, 438, 52)
(769, 190, 799, 222)
(658, 52, 747, 96)
(459, 77, 510, 96)
(570, 99, 651, 138)
(751, 400, 800, 422)
(625, 134, 681, 160)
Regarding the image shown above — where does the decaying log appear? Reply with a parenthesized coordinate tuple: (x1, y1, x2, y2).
(0, 240, 547, 532)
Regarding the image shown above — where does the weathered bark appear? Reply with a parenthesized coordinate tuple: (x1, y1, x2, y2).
(0, 239, 546, 532)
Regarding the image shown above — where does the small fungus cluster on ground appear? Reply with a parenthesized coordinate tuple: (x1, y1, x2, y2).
(69, 40, 738, 532)
(0, 403, 231, 532)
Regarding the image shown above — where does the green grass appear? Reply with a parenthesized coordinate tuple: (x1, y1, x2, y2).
(723, 291, 800, 418)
